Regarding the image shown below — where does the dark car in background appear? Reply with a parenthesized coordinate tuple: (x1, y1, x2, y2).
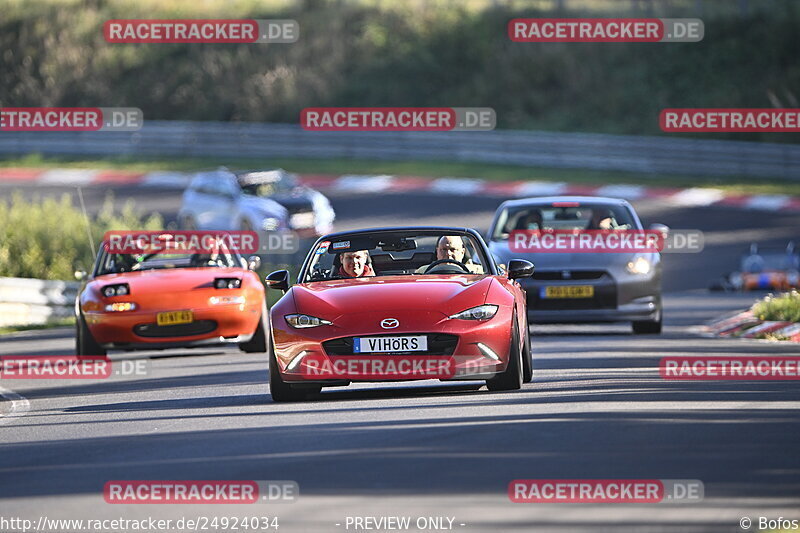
(488, 196, 665, 334)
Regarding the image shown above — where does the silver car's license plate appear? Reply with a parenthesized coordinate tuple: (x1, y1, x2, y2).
(353, 336, 428, 353)
(290, 212, 315, 228)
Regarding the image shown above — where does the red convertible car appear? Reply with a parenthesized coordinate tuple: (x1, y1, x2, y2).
(265, 227, 534, 401)
(75, 237, 267, 356)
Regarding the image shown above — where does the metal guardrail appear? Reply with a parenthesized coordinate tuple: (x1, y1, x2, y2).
(0, 277, 78, 327)
(2, 121, 799, 180)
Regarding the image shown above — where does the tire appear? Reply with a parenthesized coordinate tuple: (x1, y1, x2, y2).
(522, 313, 533, 383)
(239, 301, 268, 353)
(268, 336, 320, 402)
(486, 316, 523, 392)
(632, 306, 663, 334)
(76, 313, 107, 356)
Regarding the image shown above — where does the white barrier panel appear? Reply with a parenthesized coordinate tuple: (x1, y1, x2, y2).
(0, 277, 79, 327)
(1, 121, 799, 180)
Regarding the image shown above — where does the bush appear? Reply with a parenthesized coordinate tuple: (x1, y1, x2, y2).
(0, 192, 163, 280)
(751, 291, 800, 323)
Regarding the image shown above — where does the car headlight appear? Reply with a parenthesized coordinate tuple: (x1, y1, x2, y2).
(102, 284, 129, 297)
(285, 314, 332, 328)
(214, 278, 242, 289)
(104, 302, 137, 312)
(262, 217, 280, 231)
(209, 295, 246, 305)
(626, 256, 652, 275)
(290, 211, 315, 229)
(449, 304, 498, 321)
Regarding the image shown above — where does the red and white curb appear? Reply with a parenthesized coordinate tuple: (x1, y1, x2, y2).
(702, 310, 800, 342)
(2, 168, 800, 212)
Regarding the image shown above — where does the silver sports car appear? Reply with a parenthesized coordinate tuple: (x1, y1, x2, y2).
(178, 168, 335, 238)
(488, 196, 665, 334)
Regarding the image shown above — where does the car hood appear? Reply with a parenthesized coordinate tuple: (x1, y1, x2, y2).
(89, 267, 246, 293)
(291, 275, 494, 319)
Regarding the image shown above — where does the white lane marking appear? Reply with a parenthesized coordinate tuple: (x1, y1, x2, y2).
(595, 184, 645, 200)
(669, 187, 725, 206)
(745, 194, 790, 211)
(430, 178, 485, 195)
(334, 175, 394, 193)
(0, 385, 30, 425)
(514, 181, 567, 197)
(38, 169, 99, 186)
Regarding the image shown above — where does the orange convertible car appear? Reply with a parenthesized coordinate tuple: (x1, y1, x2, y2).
(75, 242, 267, 356)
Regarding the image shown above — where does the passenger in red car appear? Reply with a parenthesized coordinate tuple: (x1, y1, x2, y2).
(338, 250, 375, 277)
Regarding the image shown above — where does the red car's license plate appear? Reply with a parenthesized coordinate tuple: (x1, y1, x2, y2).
(353, 336, 428, 353)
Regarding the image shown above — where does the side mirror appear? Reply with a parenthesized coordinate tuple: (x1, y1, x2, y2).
(265, 270, 290, 292)
(507, 259, 534, 279)
(247, 255, 262, 271)
(649, 223, 669, 237)
(74, 269, 87, 281)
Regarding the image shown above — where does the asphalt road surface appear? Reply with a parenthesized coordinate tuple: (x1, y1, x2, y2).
(1, 181, 799, 532)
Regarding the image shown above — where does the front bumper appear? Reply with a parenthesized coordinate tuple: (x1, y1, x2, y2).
(529, 296, 659, 323)
(85, 303, 261, 349)
(271, 309, 515, 383)
(520, 270, 661, 324)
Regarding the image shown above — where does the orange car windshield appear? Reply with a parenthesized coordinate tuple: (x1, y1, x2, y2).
(97, 251, 238, 275)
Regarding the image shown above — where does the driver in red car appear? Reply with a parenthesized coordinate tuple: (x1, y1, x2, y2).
(338, 249, 376, 277)
(416, 235, 483, 274)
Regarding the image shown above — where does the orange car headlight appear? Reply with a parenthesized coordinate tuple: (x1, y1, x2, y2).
(104, 302, 137, 312)
(209, 296, 246, 305)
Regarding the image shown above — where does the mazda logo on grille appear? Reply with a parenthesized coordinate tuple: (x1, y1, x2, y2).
(562, 270, 571, 279)
(381, 318, 399, 329)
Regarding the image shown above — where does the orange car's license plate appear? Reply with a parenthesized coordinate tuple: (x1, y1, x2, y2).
(542, 285, 594, 298)
(156, 310, 193, 326)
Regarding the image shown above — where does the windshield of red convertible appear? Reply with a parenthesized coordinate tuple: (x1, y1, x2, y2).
(302, 233, 488, 281)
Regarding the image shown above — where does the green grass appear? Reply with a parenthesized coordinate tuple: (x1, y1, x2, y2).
(0, 316, 75, 336)
(4, 154, 800, 196)
(751, 291, 800, 323)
